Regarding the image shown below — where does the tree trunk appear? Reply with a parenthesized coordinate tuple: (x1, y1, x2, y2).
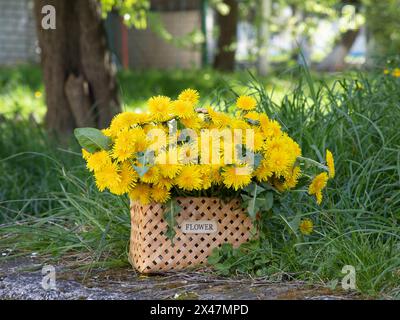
(33, 0, 120, 137)
(317, 0, 361, 72)
(213, 0, 238, 71)
(317, 28, 360, 72)
(257, 0, 271, 76)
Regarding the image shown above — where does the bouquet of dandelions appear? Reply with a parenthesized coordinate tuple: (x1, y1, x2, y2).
(74, 88, 335, 240)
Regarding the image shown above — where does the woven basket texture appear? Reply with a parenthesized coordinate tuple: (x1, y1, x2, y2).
(129, 197, 253, 273)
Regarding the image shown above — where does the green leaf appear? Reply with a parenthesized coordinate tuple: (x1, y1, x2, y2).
(133, 165, 150, 178)
(207, 250, 221, 265)
(288, 215, 301, 232)
(263, 192, 274, 211)
(246, 184, 264, 219)
(74, 128, 111, 153)
(136, 151, 155, 166)
(253, 153, 263, 169)
(245, 119, 259, 126)
(241, 185, 274, 219)
(163, 199, 182, 245)
(327, 279, 339, 290)
(176, 120, 187, 131)
(244, 183, 265, 196)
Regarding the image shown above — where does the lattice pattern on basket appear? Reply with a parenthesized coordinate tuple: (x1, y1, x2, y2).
(129, 197, 253, 273)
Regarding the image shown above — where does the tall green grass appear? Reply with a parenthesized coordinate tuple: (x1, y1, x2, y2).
(208, 69, 400, 297)
(0, 66, 399, 297)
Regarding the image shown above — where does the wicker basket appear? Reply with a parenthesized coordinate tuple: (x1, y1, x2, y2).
(129, 197, 253, 273)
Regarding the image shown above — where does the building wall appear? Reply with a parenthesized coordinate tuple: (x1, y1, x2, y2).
(109, 10, 202, 70)
(0, 0, 38, 65)
(0, 0, 202, 69)
(127, 11, 202, 69)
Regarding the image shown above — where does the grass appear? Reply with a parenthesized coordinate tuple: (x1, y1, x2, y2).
(0, 64, 399, 298)
(0, 65, 329, 118)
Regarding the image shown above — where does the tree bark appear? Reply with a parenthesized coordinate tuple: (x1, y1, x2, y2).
(257, 0, 271, 76)
(33, 0, 120, 137)
(213, 0, 238, 71)
(317, 0, 361, 72)
(317, 28, 360, 72)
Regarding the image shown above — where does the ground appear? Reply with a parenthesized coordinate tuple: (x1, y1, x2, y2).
(0, 256, 360, 300)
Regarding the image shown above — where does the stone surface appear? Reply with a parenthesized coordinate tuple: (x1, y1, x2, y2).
(0, 256, 359, 300)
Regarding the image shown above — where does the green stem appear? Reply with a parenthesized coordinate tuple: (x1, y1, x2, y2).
(297, 156, 329, 171)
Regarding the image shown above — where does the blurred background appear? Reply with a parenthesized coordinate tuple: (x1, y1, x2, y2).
(1, 0, 399, 136)
(2, 0, 399, 71)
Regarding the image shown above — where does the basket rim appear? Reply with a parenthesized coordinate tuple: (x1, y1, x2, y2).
(130, 196, 241, 206)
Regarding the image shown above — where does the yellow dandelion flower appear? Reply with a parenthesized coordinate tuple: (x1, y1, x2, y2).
(178, 88, 200, 105)
(159, 163, 182, 179)
(247, 129, 265, 152)
(180, 116, 203, 130)
(102, 128, 113, 138)
(94, 162, 120, 192)
(265, 134, 301, 165)
(384, 69, 390, 75)
(267, 149, 291, 177)
(283, 166, 301, 189)
(143, 123, 169, 135)
(259, 113, 269, 127)
(315, 191, 323, 205)
(140, 166, 160, 184)
(308, 172, 329, 205)
(148, 96, 172, 122)
(207, 107, 232, 128)
(299, 218, 313, 235)
(156, 177, 174, 190)
(82, 148, 92, 160)
(133, 112, 151, 124)
(112, 129, 137, 162)
(244, 111, 261, 122)
(264, 136, 285, 155)
(198, 135, 221, 165)
(130, 126, 147, 140)
(222, 165, 252, 191)
(133, 129, 150, 153)
(231, 119, 251, 130)
(211, 166, 223, 184)
(392, 68, 400, 78)
(34, 91, 42, 99)
(171, 99, 195, 119)
(198, 165, 219, 189)
(175, 165, 202, 191)
(236, 95, 257, 111)
(326, 149, 335, 179)
(146, 130, 167, 153)
(284, 136, 302, 163)
(109, 162, 137, 195)
(117, 112, 142, 128)
(254, 160, 273, 182)
(178, 143, 198, 165)
(86, 150, 111, 172)
(109, 112, 146, 137)
(129, 183, 152, 205)
(261, 119, 282, 138)
(151, 185, 171, 203)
